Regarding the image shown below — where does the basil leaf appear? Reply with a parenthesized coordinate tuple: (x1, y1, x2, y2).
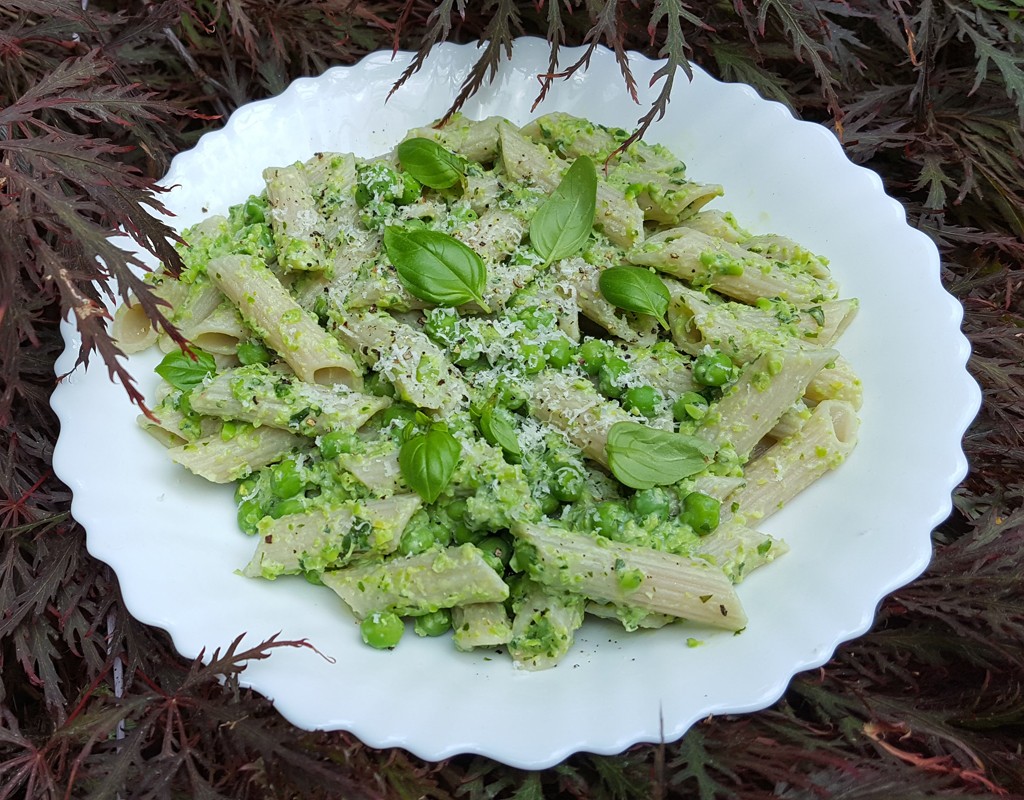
(383, 226, 490, 311)
(477, 403, 522, 461)
(598, 265, 671, 328)
(605, 421, 715, 490)
(529, 155, 597, 265)
(396, 138, 465, 190)
(398, 424, 462, 503)
(155, 349, 216, 391)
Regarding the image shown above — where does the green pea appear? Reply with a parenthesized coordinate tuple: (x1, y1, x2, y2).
(518, 307, 556, 331)
(672, 391, 709, 422)
(270, 460, 303, 499)
(593, 500, 631, 538)
(219, 420, 240, 442)
(360, 611, 404, 649)
(268, 496, 305, 519)
(453, 350, 483, 369)
(520, 343, 546, 374)
(550, 464, 585, 502)
(693, 352, 736, 387)
(398, 522, 439, 556)
(537, 491, 560, 516)
(312, 293, 330, 325)
(681, 491, 721, 536)
(236, 340, 271, 365)
(543, 336, 575, 369)
(375, 403, 418, 428)
(631, 487, 672, 521)
(318, 430, 359, 460)
(241, 197, 266, 225)
(451, 522, 484, 545)
(253, 225, 274, 255)
(424, 309, 459, 340)
(400, 172, 423, 204)
(354, 182, 373, 208)
(493, 376, 529, 410)
(622, 385, 661, 418)
(357, 164, 417, 208)
(413, 609, 451, 637)
(236, 498, 266, 534)
(452, 330, 484, 367)
(363, 372, 397, 398)
(235, 478, 258, 503)
(579, 339, 610, 375)
(446, 498, 468, 521)
(613, 558, 645, 592)
(476, 535, 513, 573)
(598, 357, 629, 399)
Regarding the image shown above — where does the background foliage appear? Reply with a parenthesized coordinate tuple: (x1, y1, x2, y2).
(2, 0, 1023, 797)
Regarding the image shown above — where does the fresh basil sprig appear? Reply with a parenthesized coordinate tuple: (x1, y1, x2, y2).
(396, 138, 466, 190)
(383, 226, 490, 311)
(155, 348, 217, 391)
(605, 421, 715, 490)
(398, 422, 462, 503)
(598, 265, 671, 328)
(529, 155, 597, 265)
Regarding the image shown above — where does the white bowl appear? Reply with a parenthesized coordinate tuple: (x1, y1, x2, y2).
(51, 38, 980, 768)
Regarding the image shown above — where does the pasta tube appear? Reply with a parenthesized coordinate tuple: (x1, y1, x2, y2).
(628, 227, 836, 305)
(178, 302, 251, 355)
(678, 210, 751, 243)
(264, 163, 331, 272)
(728, 399, 860, 523)
(553, 257, 659, 344)
(527, 371, 636, 467)
(168, 426, 304, 483)
(508, 579, 586, 671)
(243, 494, 422, 578)
(512, 521, 748, 631)
(804, 356, 863, 409)
(321, 544, 510, 619)
(690, 520, 789, 583)
(452, 603, 514, 651)
(189, 364, 391, 436)
(332, 309, 469, 415)
(697, 346, 839, 458)
(667, 283, 859, 359)
(520, 111, 723, 224)
(207, 254, 361, 388)
(402, 114, 504, 164)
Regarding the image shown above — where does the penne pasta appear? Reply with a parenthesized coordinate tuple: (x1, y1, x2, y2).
(727, 399, 860, 523)
(452, 603, 514, 652)
(628, 226, 836, 305)
(512, 521, 748, 631)
(332, 308, 469, 415)
(243, 494, 422, 578)
(508, 579, 586, 670)
(207, 253, 362, 388)
(264, 162, 332, 273)
(189, 364, 391, 436)
(168, 425, 304, 483)
(321, 544, 510, 619)
(696, 346, 839, 459)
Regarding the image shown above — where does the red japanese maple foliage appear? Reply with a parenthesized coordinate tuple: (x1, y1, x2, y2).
(1, 1, 1022, 798)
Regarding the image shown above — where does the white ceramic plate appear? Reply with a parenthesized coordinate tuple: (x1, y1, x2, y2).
(51, 38, 980, 768)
